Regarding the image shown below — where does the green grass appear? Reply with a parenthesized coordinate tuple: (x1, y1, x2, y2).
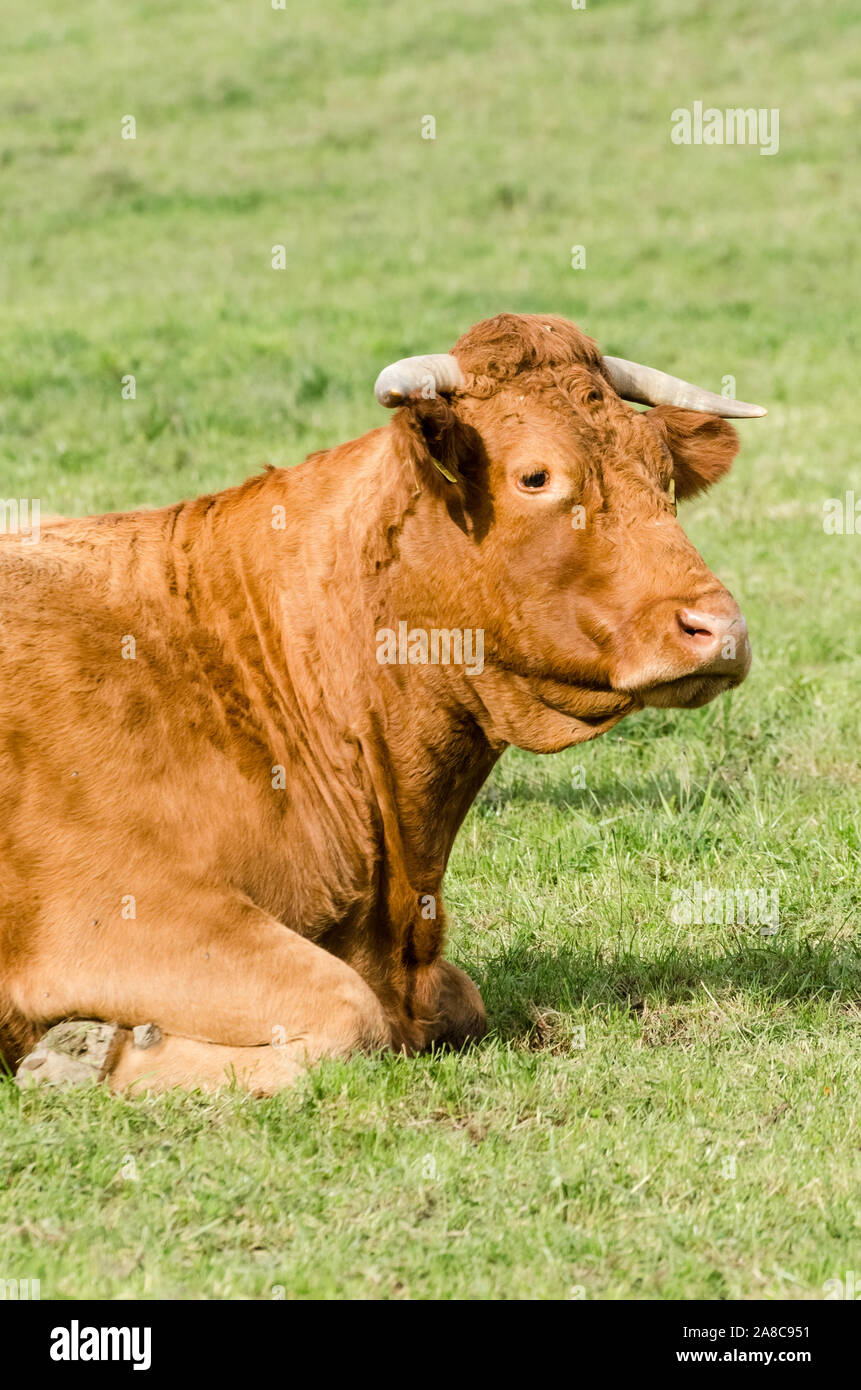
(1, 0, 860, 1300)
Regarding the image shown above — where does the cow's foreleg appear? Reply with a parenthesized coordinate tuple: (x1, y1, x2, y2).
(13, 891, 392, 1094)
(109, 1033, 309, 1096)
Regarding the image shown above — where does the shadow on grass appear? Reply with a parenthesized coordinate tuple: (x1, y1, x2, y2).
(475, 766, 746, 818)
(470, 935, 861, 1043)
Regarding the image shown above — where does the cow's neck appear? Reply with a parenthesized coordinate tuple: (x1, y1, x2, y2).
(197, 440, 500, 968)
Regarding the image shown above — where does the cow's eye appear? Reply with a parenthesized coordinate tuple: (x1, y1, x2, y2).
(519, 469, 550, 490)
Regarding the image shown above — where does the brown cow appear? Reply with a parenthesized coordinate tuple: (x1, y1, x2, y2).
(0, 314, 764, 1093)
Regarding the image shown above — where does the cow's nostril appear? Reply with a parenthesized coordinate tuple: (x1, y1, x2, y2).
(676, 608, 721, 644)
(674, 605, 749, 670)
(678, 615, 714, 640)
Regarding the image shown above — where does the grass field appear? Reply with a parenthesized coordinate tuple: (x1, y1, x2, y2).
(1, 0, 860, 1300)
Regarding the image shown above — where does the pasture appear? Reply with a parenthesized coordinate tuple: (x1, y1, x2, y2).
(1, 0, 859, 1299)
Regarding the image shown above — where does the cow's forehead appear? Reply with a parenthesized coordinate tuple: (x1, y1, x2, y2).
(465, 379, 666, 476)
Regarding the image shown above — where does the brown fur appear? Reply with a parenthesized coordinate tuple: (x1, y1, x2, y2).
(0, 314, 752, 1091)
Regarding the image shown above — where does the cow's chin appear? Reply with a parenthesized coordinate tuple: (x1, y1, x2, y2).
(633, 673, 738, 710)
(473, 670, 639, 754)
(517, 686, 640, 753)
(507, 703, 634, 754)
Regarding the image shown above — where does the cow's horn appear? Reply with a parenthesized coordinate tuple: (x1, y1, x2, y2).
(374, 354, 465, 407)
(602, 356, 766, 418)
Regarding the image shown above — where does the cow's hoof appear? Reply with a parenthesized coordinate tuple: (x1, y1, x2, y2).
(15, 1020, 127, 1089)
(423, 961, 488, 1051)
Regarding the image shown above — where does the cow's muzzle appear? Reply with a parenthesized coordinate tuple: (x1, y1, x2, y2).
(612, 591, 751, 709)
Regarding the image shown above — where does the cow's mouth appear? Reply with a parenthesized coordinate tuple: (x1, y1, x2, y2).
(633, 672, 740, 710)
(573, 702, 639, 727)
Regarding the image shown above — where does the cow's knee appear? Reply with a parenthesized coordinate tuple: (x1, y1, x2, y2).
(323, 978, 392, 1057)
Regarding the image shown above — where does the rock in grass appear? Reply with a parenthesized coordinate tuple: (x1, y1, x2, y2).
(132, 1023, 162, 1050)
(15, 1020, 125, 1089)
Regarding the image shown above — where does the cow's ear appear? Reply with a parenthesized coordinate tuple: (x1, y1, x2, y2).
(646, 405, 740, 501)
(395, 397, 482, 494)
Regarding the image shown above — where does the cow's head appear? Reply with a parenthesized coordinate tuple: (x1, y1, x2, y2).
(374, 314, 764, 752)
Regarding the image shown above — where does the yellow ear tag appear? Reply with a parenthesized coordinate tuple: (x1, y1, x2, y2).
(668, 477, 677, 515)
(431, 457, 458, 483)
